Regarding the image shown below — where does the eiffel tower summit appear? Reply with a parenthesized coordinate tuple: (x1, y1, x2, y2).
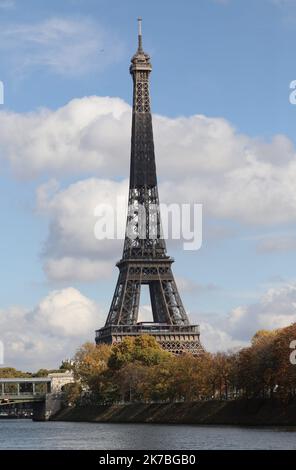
(96, 19, 203, 355)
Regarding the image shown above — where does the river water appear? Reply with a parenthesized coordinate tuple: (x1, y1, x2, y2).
(0, 420, 296, 449)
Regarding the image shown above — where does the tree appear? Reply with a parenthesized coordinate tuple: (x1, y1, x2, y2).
(0, 368, 32, 394)
(273, 323, 296, 401)
(59, 360, 73, 372)
(209, 353, 235, 400)
(108, 335, 171, 370)
(72, 342, 112, 399)
(0, 367, 31, 378)
(116, 362, 150, 402)
(35, 324, 296, 406)
(63, 382, 83, 406)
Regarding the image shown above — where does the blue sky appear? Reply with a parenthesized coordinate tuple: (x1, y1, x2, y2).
(0, 0, 295, 138)
(1, 0, 296, 369)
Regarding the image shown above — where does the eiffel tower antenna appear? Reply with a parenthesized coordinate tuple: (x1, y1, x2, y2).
(95, 19, 204, 355)
(137, 17, 143, 51)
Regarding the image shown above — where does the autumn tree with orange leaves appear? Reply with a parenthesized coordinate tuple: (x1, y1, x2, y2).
(64, 323, 296, 404)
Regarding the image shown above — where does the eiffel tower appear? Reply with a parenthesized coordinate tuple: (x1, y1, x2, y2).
(96, 19, 203, 355)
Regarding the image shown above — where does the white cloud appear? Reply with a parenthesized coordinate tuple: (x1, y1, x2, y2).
(226, 283, 296, 340)
(160, 153, 296, 225)
(120, 282, 296, 353)
(1, 96, 296, 283)
(0, 288, 104, 370)
(0, 17, 123, 76)
(1, 95, 296, 226)
(188, 281, 296, 352)
(37, 177, 127, 282)
(33, 287, 99, 337)
(37, 171, 296, 284)
(0, 97, 130, 178)
(44, 257, 113, 283)
(38, 178, 223, 283)
(1, 281, 296, 369)
(200, 321, 247, 353)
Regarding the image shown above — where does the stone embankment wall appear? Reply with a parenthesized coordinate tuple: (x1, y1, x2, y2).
(52, 399, 296, 426)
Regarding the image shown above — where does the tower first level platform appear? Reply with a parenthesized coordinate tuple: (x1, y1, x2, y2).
(96, 323, 202, 355)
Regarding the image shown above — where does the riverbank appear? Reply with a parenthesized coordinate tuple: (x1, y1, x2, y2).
(52, 399, 296, 426)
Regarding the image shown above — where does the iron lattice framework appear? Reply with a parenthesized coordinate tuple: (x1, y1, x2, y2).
(96, 19, 203, 355)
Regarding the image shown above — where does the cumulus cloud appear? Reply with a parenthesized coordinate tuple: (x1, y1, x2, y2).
(130, 282, 296, 353)
(0, 97, 130, 177)
(0, 98, 249, 179)
(44, 257, 113, 283)
(37, 177, 219, 283)
(1, 95, 296, 281)
(33, 287, 100, 337)
(1, 281, 296, 369)
(37, 177, 128, 282)
(36, 173, 296, 282)
(200, 321, 247, 353)
(195, 282, 296, 353)
(1, 95, 295, 226)
(226, 282, 296, 341)
(160, 153, 296, 225)
(0, 17, 123, 77)
(0, 288, 104, 370)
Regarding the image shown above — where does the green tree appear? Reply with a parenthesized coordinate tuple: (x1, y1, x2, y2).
(108, 335, 171, 370)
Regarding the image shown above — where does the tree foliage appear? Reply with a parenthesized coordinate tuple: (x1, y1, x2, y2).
(2, 323, 296, 405)
(0, 367, 31, 378)
(69, 324, 296, 404)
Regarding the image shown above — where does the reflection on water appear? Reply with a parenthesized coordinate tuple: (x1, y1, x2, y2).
(0, 420, 296, 450)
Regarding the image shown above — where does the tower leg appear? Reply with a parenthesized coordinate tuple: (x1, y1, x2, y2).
(106, 270, 141, 325)
(149, 282, 171, 324)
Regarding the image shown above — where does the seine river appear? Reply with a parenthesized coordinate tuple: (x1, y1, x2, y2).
(0, 420, 296, 449)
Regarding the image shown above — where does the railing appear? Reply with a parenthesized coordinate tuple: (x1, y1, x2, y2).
(96, 323, 200, 339)
(0, 393, 46, 404)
